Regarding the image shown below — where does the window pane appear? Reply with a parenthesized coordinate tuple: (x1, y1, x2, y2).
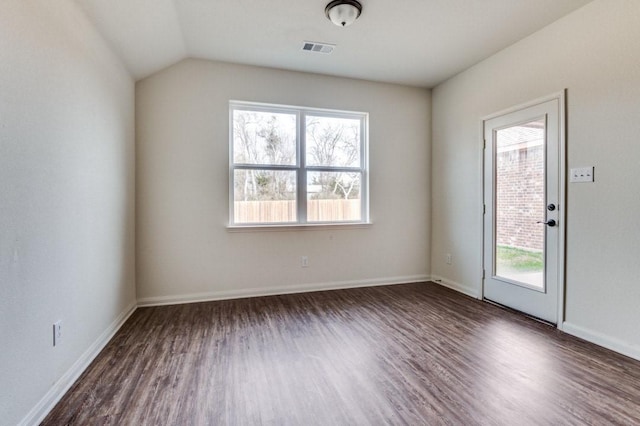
(307, 171, 361, 222)
(306, 116, 361, 167)
(233, 110, 296, 165)
(234, 170, 297, 223)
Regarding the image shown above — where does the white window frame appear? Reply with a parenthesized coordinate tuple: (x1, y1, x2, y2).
(229, 100, 369, 228)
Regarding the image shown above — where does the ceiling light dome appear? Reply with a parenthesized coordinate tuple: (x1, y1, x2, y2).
(325, 0, 362, 27)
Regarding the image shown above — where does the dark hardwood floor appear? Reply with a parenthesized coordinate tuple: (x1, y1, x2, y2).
(43, 282, 640, 425)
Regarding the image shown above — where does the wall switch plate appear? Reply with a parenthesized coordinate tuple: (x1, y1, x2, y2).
(570, 166, 594, 183)
(301, 256, 309, 268)
(446, 254, 452, 265)
(53, 321, 62, 346)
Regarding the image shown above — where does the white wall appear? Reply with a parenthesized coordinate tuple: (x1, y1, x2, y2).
(431, 0, 640, 357)
(136, 59, 431, 303)
(0, 1, 136, 424)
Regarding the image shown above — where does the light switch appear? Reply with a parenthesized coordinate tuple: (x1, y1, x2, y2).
(570, 166, 594, 183)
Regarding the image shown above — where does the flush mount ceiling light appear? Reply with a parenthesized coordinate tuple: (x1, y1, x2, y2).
(325, 0, 362, 27)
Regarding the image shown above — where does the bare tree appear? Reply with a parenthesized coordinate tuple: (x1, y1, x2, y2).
(307, 117, 360, 200)
(233, 111, 296, 201)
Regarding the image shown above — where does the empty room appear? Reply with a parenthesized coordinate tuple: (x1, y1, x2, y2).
(2, 0, 640, 424)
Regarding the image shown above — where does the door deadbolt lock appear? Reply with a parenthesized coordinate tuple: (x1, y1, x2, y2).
(547, 203, 556, 211)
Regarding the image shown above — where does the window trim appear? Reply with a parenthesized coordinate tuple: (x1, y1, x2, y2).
(229, 100, 369, 227)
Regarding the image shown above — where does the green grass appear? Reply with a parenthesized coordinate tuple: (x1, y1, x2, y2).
(496, 245, 543, 272)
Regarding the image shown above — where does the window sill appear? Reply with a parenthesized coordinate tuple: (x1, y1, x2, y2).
(226, 222, 373, 233)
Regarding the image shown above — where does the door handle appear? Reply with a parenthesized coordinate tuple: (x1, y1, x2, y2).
(537, 219, 556, 227)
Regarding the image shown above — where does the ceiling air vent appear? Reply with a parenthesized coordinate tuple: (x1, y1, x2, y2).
(302, 41, 335, 54)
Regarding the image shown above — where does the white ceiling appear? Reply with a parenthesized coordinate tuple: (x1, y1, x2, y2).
(72, 0, 592, 87)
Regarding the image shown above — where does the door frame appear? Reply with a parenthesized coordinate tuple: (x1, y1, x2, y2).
(480, 91, 567, 329)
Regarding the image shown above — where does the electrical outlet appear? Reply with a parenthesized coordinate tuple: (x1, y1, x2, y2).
(53, 321, 62, 346)
(301, 256, 309, 268)
(446, 253, 453, 265)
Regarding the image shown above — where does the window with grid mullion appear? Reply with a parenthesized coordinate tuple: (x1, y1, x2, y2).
(230, 101, 367, 226)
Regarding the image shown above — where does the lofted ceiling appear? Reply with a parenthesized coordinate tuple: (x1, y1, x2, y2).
(72, 0, 592, 87)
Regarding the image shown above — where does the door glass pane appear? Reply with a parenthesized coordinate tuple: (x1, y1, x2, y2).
(494, 119, 545, 289)
(307, 171, 361, 222)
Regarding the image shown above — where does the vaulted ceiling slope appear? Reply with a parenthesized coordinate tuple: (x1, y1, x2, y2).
(72, 0, 592, 87)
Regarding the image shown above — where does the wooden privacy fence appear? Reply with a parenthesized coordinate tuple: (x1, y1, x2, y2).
(234, 199, 361, 223)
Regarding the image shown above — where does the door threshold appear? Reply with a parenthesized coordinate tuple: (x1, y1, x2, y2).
(483, 298, 556, 327)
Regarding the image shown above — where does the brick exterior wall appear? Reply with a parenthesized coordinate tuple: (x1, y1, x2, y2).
(496, 145, 544, 251)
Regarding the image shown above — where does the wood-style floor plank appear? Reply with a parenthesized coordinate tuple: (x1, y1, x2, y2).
(42, 282, 640, 425)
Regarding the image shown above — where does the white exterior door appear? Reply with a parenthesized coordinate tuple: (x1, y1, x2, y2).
(483, 94, 565, 324)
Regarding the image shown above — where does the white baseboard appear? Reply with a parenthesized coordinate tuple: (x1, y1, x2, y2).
(562, 322, 640, 362)
(137, 275, 432, 307)
(431, 275, 482, 299)
(19, 301, 138, 426)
